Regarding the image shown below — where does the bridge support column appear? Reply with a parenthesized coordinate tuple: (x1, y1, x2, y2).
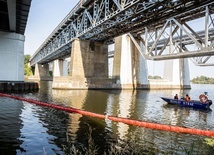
(179, 58, 191, 88)
(70, 39, 108, 79)
(133, 38, 149, 88)
(113, 34, 149, 89)
(0, 31, 24, 81)
(53, 59, 68, 76)
(33, 63, 52, 81)
(62, 60, 68, 76)
(52, 38, 112, 89)
(53, 59, 63, 76)
(163, 58, 191, 89)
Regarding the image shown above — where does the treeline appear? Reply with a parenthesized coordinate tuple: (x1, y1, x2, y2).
(191, 76, 214, 84)
(148, 75, 214, 84)
(24, 54, 33, 76)
(148, 75, 162, 79)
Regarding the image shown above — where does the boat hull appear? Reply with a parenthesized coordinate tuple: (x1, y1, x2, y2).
(161, 97, 212, 109)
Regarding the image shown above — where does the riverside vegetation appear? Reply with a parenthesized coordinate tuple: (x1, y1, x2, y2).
(24, 54, 33, 76)
(148, 75, 214, 84)
(62, 126, 214, 155)
(191, 76, 214, 84)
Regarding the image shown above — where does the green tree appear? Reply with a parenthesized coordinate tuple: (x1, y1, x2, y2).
(191, 76, 214, 84)
(24, 55, 33, 76)
(24, 54, 31, 64)
(148, 75, 162, 79)
(153, 75, 162, 79)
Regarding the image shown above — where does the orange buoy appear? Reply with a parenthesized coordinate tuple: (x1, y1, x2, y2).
(0, 93, 214, 137)
(199, 94, 208, 103)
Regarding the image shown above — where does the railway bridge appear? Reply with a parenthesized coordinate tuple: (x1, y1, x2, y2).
(29, 0, 214, 89)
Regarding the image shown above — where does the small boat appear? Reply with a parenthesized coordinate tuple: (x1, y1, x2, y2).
(161, 96, 212, 110)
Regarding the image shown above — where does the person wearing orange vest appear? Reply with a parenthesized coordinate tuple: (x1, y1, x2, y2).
(185, 94, 190, 101)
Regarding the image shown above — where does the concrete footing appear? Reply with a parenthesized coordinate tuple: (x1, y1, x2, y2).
(52, 77, 190, 90)
(26, 76, 53, 81)
(0, 81, 39, 92)
(52, 77, 115, 89)
(149, 79, 191, 89)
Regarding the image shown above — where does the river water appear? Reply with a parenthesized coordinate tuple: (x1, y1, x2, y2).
(0, 82, 214, 154)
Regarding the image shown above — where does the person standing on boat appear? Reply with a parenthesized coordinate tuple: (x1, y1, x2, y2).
(185, 94, 191, 101)
(174, 94, 178, 99)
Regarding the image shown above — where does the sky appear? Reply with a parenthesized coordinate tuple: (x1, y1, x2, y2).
(24, 0, 79, 56)
(24, 0, 214, 79)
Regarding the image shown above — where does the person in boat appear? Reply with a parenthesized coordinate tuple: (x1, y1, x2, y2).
(174, 94, 178, 99)
(185, 94, 191, 101)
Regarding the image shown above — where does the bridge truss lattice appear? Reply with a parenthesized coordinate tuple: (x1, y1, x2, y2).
(30, 0, 214, 66)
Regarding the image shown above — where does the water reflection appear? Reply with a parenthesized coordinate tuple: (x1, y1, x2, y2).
(18, 103, 63, 154)
(52, 89, 86, 142)
(36, 81, 53, 101)
(50, 88, 214, 154)
(0, 98, 24, 154)
(1, 83, 214, 154)
(106, 90, 135, 140)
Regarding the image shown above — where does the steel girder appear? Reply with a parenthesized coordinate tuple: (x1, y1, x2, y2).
(129, 6, 214, 66)
(30, 0, 214, 66)
(191, 7, 214, 66)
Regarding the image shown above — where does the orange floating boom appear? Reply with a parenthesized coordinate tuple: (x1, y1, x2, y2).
(0, 93, 214, 137)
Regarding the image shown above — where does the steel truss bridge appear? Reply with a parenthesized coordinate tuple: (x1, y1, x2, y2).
(30, 0, 214, 67)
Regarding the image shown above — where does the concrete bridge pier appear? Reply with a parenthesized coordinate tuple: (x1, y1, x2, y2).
(113, 34, 149, 89)
(52, 35, 150, 89)
(0, 31, 24, 81)
(32, 63, 52, 81)
(163, 58, 191, 89)
(0, 31, 39, 91)
(52, 38, 113, 89)
(53, 59, 68, 77)
(62, 60, 69, 76)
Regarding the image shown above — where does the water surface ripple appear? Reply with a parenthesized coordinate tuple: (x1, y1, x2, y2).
(0, 82, 214, 154)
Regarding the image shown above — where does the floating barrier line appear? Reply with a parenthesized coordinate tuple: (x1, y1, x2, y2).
(0, 92, 214, 137)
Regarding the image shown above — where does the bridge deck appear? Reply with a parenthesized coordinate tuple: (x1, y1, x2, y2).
(0, 0, 31, 34)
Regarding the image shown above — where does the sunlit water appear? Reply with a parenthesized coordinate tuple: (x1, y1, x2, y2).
(0, 81, 214, 154)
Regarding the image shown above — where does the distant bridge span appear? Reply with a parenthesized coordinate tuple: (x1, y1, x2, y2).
(30, 0, 214, 66)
